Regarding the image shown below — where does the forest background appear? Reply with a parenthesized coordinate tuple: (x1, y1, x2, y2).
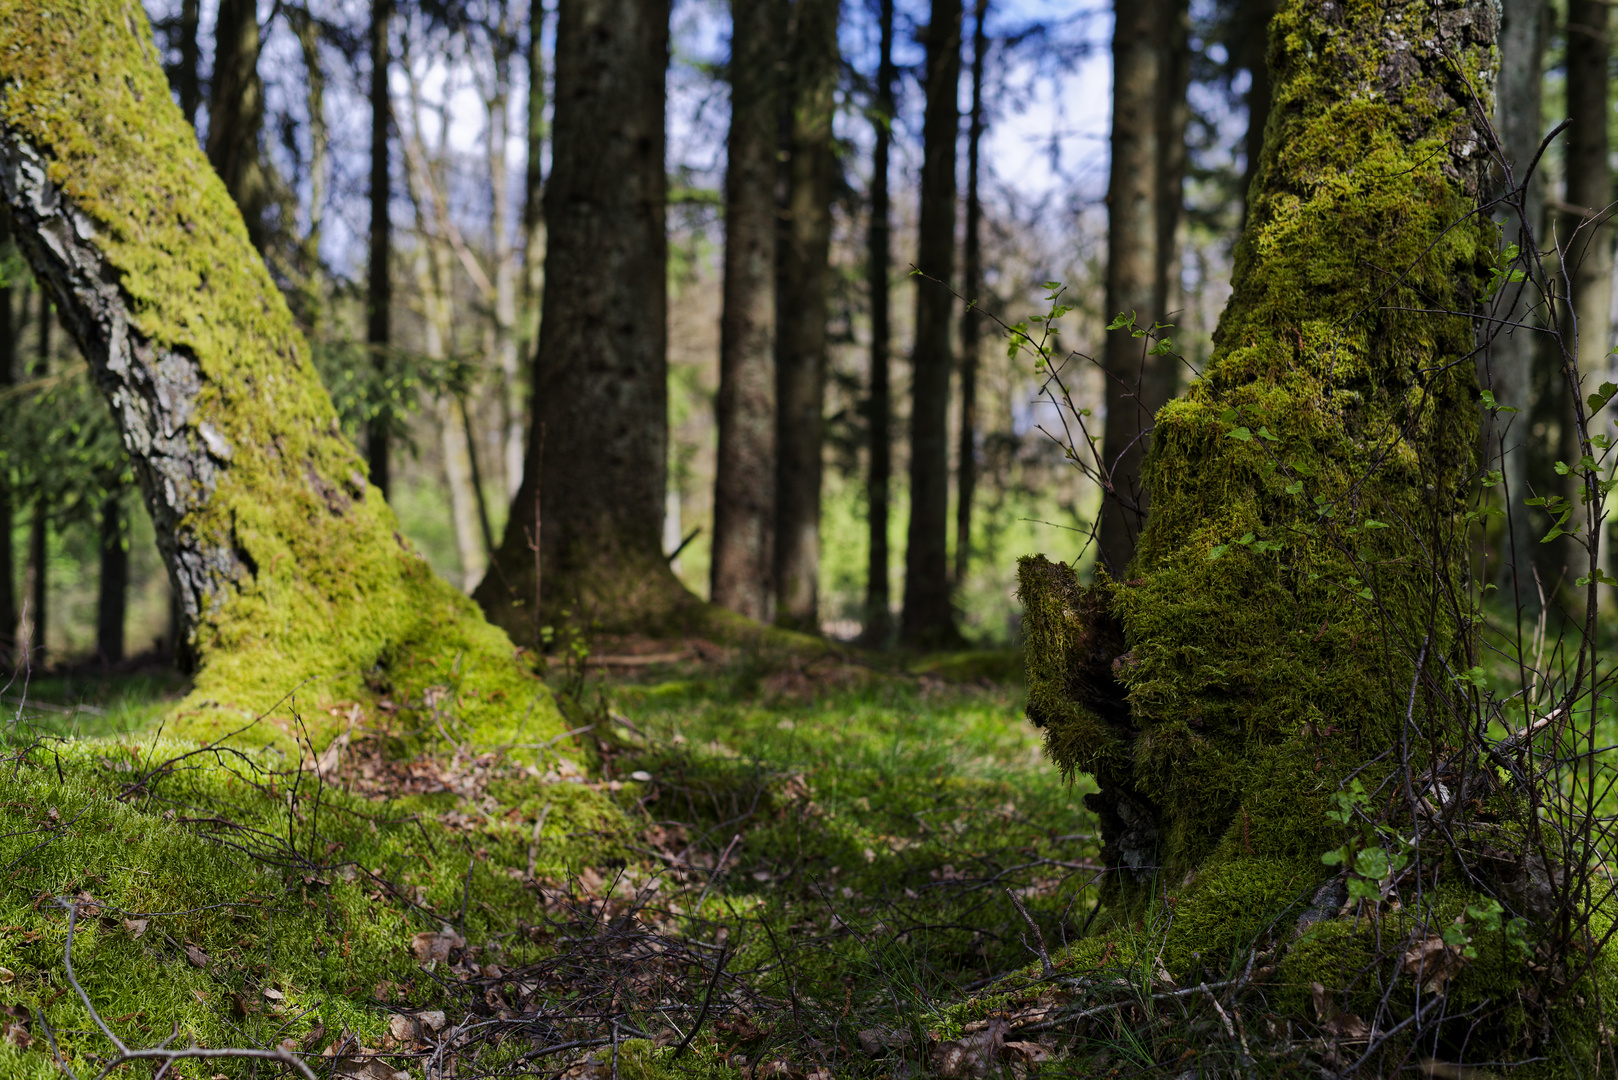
(0, 0, 1596, 669)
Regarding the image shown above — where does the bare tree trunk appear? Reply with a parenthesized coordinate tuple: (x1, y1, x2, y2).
(1563, 0, 1611, 605)
(710, 0, 780, 622)
(1234, 0, 1277, 221)
(1094, 0, 1166, 575)
(97, 495, 126, 665)
(474, 0, 686, 640)
(367, 0, 393, 499)
(773, 0, 841, 632)
(0, 0, 574, 746)
(485, 9, 524, 505)
(402, 72, 491, 595)
(1154, 0, 1189, 332)
(517, 1, 546, 500)
(288, 5, 330, 290)
(862, 0, 896, 646)
(1492, 0, 1546, 605)
(207, 0, 271, 253)
(27, 296, 47, 667)
(900, 0, 963, 648)
(0, 214, 16, 666)
(954, 0, 986, 596)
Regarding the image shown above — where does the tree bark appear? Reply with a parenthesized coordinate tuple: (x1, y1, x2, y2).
(954, 0, 986, 596)
(862, 0, 896, 646)
(97, 495, 126, 664)
(0, 214, 16, 666)
(1021, 0, 1494, 961)
(474, 0, 686, 640)
(1154, 0, 1189, 333)
(1492, 0, 1545, 604)
(206, 0, 271, 254)
(710, 0, 780, 622)
(367, 0, 393, 499)
(1234, 0, 1277, 222)
(899, 0, 963, 648)
(27, 292, 47, 667)
(1561, 0, 1610, 603)
(773, 0, 840, 632)
(518, 2, 546, 500)
(1094, 0, 1170, 576)
(484, 13, 524, 506)
(0, 0, 570, 748)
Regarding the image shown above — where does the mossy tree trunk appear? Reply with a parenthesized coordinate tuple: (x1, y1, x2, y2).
(1022, 0, 1495, 952)
(0, 0, 567, 751)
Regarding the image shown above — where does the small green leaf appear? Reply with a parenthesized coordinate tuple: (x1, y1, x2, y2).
(1358, 587, 1374, 600)
(1106, 311, 1134, 331)
(1588, 381, 1618, 416)
(1285, 480, 1305, 495)
(1256, 426, 1280, 442)
(1207, 545, 1229, 560)
(1228, 427, 1253, 442)
(1355, 847, 1389, 880)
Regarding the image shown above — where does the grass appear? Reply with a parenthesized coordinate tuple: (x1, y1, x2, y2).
(1, 639, 1604, 1078)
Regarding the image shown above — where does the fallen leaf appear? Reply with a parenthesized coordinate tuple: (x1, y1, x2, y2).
(185, 944, 210, 968)
(387, 1014, 419, 1046)
(416, 1010, 447, 1033)
(0, 967, 13, 984)
(262, 987, 285, 1001)
(1401, 934, 1466, 995)
(410, 928, 466, 965)
(122, 918, 148, 938)
(856, 1026, 912, 1057)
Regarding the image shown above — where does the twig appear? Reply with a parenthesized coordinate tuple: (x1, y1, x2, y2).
(528, 802, 552, 879)
(670, 942, 730, 1059)
(1004, 887, 1053, 977)
(54, 899, 318, 1080)
(693, 833, 742, 913)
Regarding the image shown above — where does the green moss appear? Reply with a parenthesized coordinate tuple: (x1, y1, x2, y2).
(1022, 0, 1495, 879)
(0, 735, 631, 1076)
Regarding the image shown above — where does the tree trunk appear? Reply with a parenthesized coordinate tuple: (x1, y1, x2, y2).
(1234, 0, 1277, 221)
(97, 495, 126, 665)
(710, 0, 780, 622)
(1021, 0, 1493, 970)
(862, 0, 896, 646)
(206, 0, 271, 254)
(1094, 0, 1170, 576)
(485, 14, 524, 506)
(1561, 0, 1610, 603)
(474, 0, 685, 640)
(954, 0, 986, 596)
(1154, 0, 1189, 331)
(518, 3, 546, 500)
(0, 214, 16, 666)
(899, 0, 962, 648)
(27, 292, 48, 667)
(773, 0, 840, 632)
(0, 0, 571, 750)
(367, 0, 393, 499)
(1492, 0, 1546, 604)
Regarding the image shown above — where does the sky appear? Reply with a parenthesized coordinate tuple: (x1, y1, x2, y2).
(141, 0, 1119, 281)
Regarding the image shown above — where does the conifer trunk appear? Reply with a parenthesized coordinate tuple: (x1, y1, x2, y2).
(0, 0, 569, 748)
(862, 0, 896, 646)
(0, 213, 15, 665)
(474, 0, 687, 639)
(773, 0, 840, 632)
(711, 0, 780, 623)
(96, 496, 126, 664)
(899, 0, 963, 648)
(366, 0, 393, 498)
(955, 0, 986, 595)
(207, 0, 270, 253)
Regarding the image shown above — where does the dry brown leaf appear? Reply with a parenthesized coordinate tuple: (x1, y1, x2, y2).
(855, 1026, 911, 1057)
(0, 967, 13, 984)
(386, 1014, 419, 1047)
(1312, 981, 1371, 1041)
(410, 928, 466, 964)
(1402, 934, 1466, 995)
(122, 918, 148, 938)
(416, 1009, 447, 1033)
(184, 944, 210, 968)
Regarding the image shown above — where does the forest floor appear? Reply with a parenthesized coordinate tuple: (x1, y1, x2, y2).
(2, 634, 1566, 1079)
